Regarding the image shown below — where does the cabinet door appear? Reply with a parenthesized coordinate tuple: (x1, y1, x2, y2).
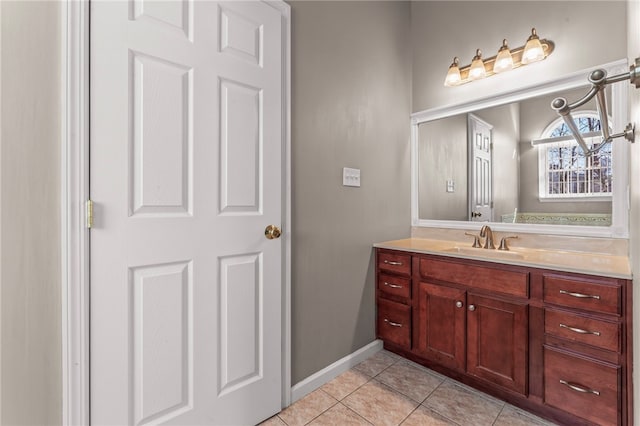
(415, 282, 466, 371)
(467, 293, 528, 395)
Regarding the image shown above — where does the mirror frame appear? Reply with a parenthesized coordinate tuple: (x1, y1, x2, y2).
(411, 59, 629, 238)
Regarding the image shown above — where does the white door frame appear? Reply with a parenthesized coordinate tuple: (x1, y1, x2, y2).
(61, 1, 292, 424)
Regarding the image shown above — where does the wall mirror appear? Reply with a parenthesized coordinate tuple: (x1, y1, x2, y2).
(411, 59, 629, 238)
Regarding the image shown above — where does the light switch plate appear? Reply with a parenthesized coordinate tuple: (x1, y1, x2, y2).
(343, 167, 361, 187)
(446, 179, 455, 192)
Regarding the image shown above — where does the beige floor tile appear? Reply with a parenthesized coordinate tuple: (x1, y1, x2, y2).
(423, 380, 503, 426)
(353, 351, 397, 377)
(258, 414, 287, 426)
(399, 359, 448, 381)
(343, 380, 419, 426)
(376, 361, 444, 403)
(380, 349, 403, 360)
(494, 404, 558, 426)
(278, 389, 337, 426)
(308, 403, 372, 426)
(400, 405, 458, 426)
(442, 378, 504, 406)
(321, 369, 370, 400)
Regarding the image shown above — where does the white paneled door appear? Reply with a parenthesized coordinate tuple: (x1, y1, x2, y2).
(468, 114, 493, 222)
(90, 1, 286, 424)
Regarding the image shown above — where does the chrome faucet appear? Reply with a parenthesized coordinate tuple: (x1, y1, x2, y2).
(479, 225, 495, 249)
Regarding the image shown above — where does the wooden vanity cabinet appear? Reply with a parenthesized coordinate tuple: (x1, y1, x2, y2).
(414, 257, 529, 395)
(540, 273, 629, 425)
(375, 248, 633, 426)
(376, 250, 412, 350)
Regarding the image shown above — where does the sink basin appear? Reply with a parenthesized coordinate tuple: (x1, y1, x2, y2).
(443, 246, 525, 260)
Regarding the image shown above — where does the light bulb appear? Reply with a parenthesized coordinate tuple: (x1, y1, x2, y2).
(468, 49, 486, 80)
(522, 28, 545, 64)
(493, 39, 513, 73)
(444, 57, 462, 86)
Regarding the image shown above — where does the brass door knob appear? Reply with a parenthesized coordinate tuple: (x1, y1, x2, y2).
(265, 225, 281, 240)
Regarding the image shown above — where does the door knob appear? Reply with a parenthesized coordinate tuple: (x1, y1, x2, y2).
(471, 211, 482, 218)
(265, 225, 281, 240)
(468, 305, 476, 312)
(455, 301, 463, 308)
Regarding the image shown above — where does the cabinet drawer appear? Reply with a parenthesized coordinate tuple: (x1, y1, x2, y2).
(377, 298, 410, 348)
(544, 346, 620, 425)
(543, 275, 621, 316)
(378, 273, 411, 302)
(545, 308, 620, 352)
(419, 258, 528, 298)
(378, 251, 411, 276)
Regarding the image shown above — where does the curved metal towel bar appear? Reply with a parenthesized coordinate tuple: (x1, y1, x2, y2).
(551, 58, 640, 156)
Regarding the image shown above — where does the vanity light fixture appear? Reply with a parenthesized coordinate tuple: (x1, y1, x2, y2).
(443, 27, 554, 87)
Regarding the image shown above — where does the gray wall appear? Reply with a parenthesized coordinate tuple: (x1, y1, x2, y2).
(474, 104, 520, 220)
(1, 1, 62, 425)
(412, 1, 627, 112)
(418, 115, 468, 221)
(290, 1, 411, 383)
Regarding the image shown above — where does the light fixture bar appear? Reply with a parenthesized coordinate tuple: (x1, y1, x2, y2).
(444, 28, 555, 87)
(452, 39, 554, 86)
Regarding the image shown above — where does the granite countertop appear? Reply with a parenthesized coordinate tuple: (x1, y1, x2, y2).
(374, 238, 632, 279)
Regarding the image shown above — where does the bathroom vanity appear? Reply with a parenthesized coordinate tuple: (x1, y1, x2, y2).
(374, 239, 632, 426)
(394, 57, 638, 424)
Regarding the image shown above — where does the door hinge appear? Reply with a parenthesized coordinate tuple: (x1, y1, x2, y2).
(86, 199, 94, 229)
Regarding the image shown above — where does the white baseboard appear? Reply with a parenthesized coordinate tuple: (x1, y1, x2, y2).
(290, 339, 383, 404)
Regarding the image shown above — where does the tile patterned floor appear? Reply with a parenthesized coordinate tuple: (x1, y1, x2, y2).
(261, 350, 557, 426)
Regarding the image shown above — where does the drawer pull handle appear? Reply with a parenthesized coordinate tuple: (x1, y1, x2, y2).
(559, 289, 601, 300)
(559, 379, 600, 396)
(383, 260, 403, 266)
(559, 323, 601, 336)
(384, 319, 403, 328)
(384, 282, 403, 289)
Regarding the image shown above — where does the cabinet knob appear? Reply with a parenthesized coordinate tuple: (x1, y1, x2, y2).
(455, 300, 463, 308)
(468, 304, 476, 312)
